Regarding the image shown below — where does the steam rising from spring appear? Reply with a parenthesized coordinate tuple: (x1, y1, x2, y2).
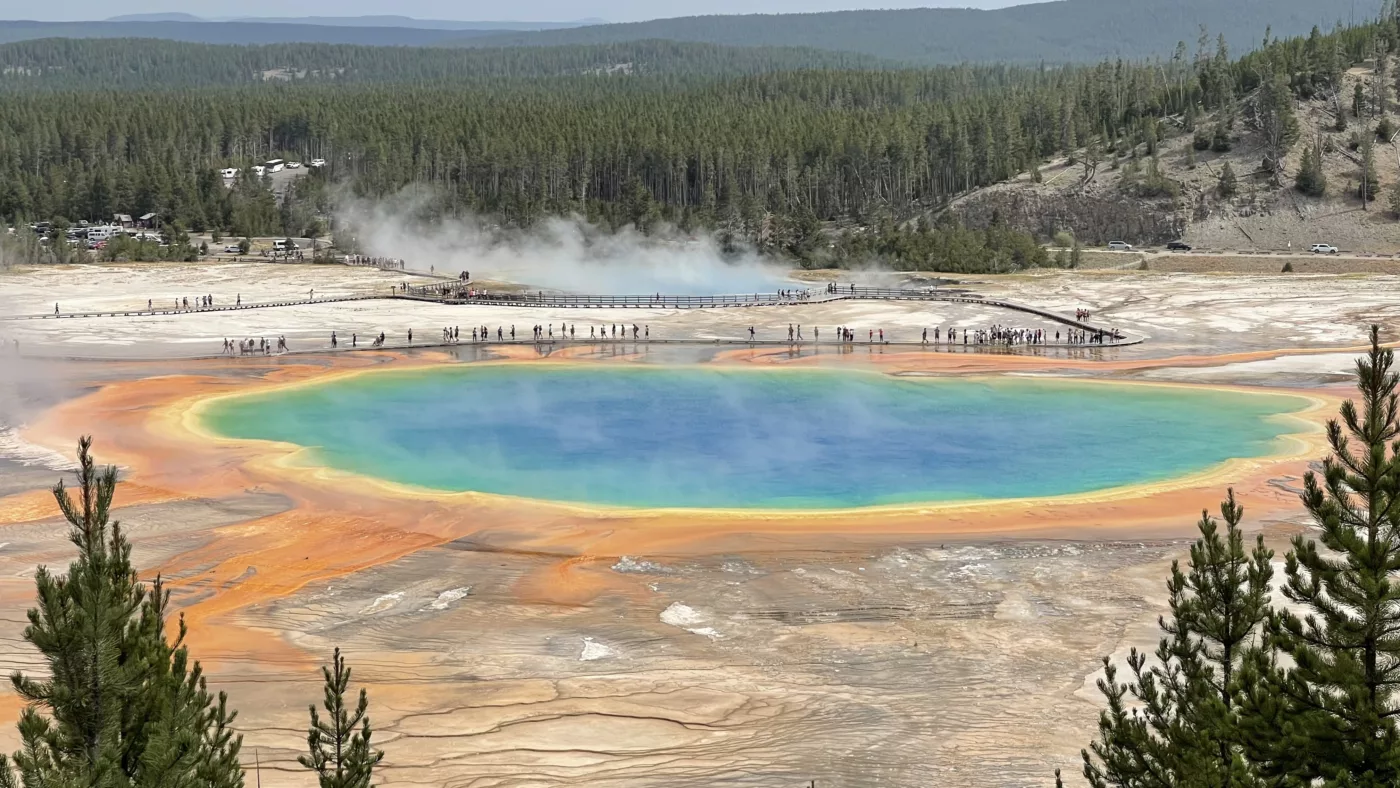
(337, 196, 791, 295)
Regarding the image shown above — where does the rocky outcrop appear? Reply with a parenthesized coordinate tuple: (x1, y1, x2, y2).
(954, 191, 1184, 245)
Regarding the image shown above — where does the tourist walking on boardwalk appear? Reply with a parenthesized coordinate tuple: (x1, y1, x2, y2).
(922, 328, 927, 344)
(407, 328, 412, 344)
(797, 325, 804, 341)
(236, 294, 241, 306)
(331, 331, 337, 348)
(749, 326, 756, 341)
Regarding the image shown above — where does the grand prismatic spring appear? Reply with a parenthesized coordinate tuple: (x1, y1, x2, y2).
(199, 366, 1311, 509)
(0, 260, 1385, 787)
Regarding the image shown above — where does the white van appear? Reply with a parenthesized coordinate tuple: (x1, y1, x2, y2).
(251, 165, 266, 176)
(272, 239, 299, 252)
(220, 168, 238, 179)
(86, 226, 116, 242)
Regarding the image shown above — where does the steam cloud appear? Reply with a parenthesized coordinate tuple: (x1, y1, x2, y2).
(337, 195, 792, 295)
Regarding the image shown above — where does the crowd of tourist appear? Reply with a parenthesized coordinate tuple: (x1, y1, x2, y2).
(344, 255, 406, 270)
(222, 336, 288, 355)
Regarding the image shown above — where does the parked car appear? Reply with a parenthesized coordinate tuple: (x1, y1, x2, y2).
(1166, 241, 1192, 251)
(1107, 241, 1133, 251)
(223, 245, 242, 254)
(220, 168, 238, 179)
(1309, 243, 1339, 254)
(309, 158, 327, 168)
(287, 161, 302, 169)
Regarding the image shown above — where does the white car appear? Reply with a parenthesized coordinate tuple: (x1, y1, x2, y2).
(223, 245, 242, 254)
(1107, 241, 1133, 251)
(1309, 243, 1339, 254)
(309, 158, 327, 168)
(220, 168, 238, 179)
(287, 161, 302, 169)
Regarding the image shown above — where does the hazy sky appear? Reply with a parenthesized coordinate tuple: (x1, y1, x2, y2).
(6, 0, 1026, 23)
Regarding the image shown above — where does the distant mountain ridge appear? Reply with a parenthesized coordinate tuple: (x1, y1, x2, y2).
(104, 12, 203, 22)
(3, 0, 1385, 61)
(453, 0, 1384, 64)
(104, 13, 601, 30)
(0, 20, 489, 46)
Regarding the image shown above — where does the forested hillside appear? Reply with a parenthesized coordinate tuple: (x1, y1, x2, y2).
(0, 21, 1382, 269)
(0, 38, 885, 89)
(457, 0, 1377, 65)
(0, 0, 1378, 63)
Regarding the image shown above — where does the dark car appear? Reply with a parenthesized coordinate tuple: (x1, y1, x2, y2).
(1166, 241, 1192, 251)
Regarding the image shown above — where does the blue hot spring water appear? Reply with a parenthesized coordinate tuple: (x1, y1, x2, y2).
(201, 366, 1308, 509)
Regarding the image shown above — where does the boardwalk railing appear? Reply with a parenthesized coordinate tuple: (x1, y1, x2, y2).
(400, 283, 946, 308)
(398, 284, 1124, 339)
(1, 284, 1126, 341)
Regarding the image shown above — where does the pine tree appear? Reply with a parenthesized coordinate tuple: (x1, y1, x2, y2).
(1257, 71, 1299, 181)
(1295, 143, 1327, 197)
(1360, 136, 1379, 207)
(299, 648, 384, 788)
(0, 437, 244, 788)
(1080, 490, 1272, 787)
(1255, 326, 1400, 783)
(1217, 162, 1238, 197)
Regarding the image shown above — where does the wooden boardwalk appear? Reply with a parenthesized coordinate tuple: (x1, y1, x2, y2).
(2, 285, 1129, 342)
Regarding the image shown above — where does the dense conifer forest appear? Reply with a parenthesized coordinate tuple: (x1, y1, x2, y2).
(0, 20, 1381, 269)
(0, 38, 887, 88)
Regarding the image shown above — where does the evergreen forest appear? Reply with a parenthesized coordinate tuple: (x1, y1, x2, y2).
(0, 18, 1382, 271)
